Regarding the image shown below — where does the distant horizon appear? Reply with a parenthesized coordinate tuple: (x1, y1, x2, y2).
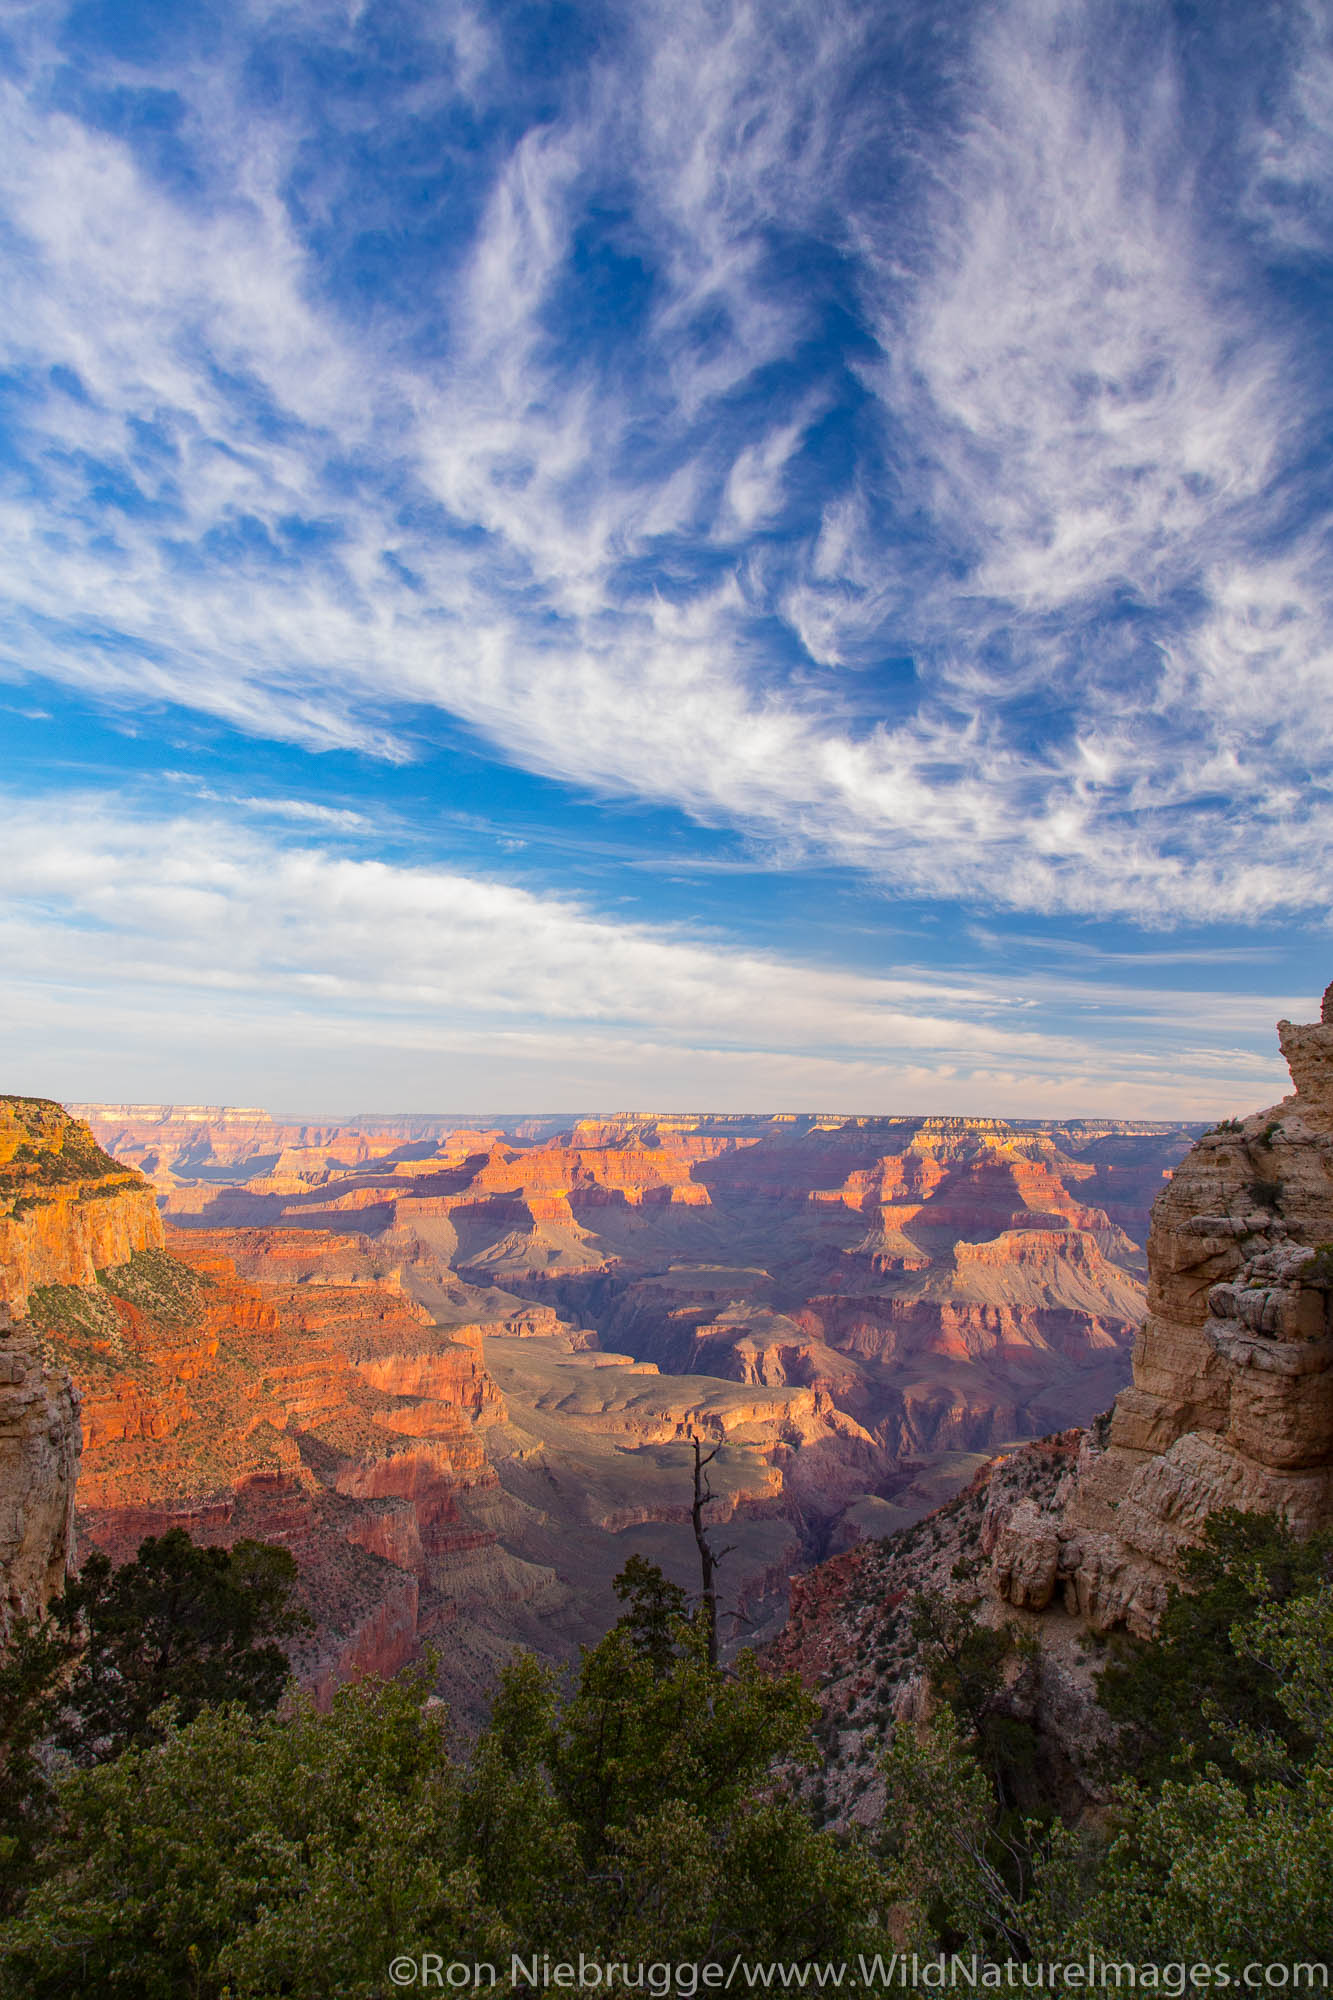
(67, 1099, 1213, 1131)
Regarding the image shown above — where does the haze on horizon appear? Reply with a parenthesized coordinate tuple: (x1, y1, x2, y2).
(2, 0, 1331, 1120)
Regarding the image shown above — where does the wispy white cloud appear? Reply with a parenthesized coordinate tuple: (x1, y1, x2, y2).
(1242, 1, 1333, 254)
(884, 8, 1283, 612)
(0, 0, 1330, 931)
(209, 792, 373, 830)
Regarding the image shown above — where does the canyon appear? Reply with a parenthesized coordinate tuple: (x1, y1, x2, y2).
(3, 1098, 1199, 1712)
(97, 1106, 1192, 1473)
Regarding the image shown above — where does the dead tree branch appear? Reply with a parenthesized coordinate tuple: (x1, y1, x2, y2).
(690, 1432, 730, 1667)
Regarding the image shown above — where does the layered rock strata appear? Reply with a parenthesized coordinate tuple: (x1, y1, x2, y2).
(1, 1097, 162, 1317)
(51, 1224, 535, 1694)
(0, 1093, 545, 1694)
(70, 1106, 560, 1190)
(108, 1106, 1197, 1551)
(15, 1096, 1205, 1708)
(992, 991, 1333, 1636)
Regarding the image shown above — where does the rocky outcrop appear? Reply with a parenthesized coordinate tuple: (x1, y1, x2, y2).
(0, 1098, 170, 1637)
(766, 1434, 1093, 1828)
(0, 1318, 81, 1643)
(750, 1000, 1333, 1825)
(992, 992, 1333, 1636)
(1, 1097, 163, 1317)
(39, 1097, 1200, 1706)
(10, 1201, 531, 1702)
(476, 1326, 893, 1668)
(140, 1113, 1150, 1521)
(554, 1178, 1145, 1463)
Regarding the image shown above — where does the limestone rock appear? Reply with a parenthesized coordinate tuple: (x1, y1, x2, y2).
(993, 993, 1333, 1636)
(989, 1499, 1063, 1611)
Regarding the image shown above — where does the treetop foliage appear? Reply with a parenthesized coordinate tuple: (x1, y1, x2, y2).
(52, 1528, 309, 1763)
(4, 1514, 1333, 1988)
(0, 1552, 885, 1998)
(0, 1526, 308, 1911)
(882, 1513, 1333, 1966)
(1096, 1507, 1333, 1788)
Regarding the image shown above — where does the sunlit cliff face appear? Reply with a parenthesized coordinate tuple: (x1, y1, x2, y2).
(0, 1097, 163, 1317)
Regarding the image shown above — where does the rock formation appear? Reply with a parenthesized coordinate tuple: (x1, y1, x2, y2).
(535, 1118, 1175, 1466)
(746, 995, 1333, 1827)
(0, 1099, 166, 1637)
(765, 1432, 1090, 1828)
(5, 1094, 1203, 1716)
(37, 1223, 539, 1700)
(1, 1096, 163, 1317)
(2, 1095, 899, 1713)
(69, 1105, 561, 1190)
(473, 1326, 891, 1668)
(0, 1096, 545, 1697)
(990, 991, 1333, 1636)
(0, 1317, 80, 1643)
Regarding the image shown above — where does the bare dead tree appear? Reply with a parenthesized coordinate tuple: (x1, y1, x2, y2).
(690, 1433, 735, 1667)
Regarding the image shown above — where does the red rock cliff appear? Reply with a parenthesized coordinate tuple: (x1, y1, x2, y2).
(1, 1097, 163, 1318)
(29, 1218, 514, 1696)
(0, 1097, 165, 1636)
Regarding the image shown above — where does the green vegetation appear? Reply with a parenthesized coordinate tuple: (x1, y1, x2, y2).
(0, 1551, 884, 1999)
(0, 1530, 307, 1918)
(1096, 1508, 1333, 1788)
(0, 1617, 76, 1903)
(906, 1587, 1039, 1813)
(52, 1529, 308, 1765)
(1026, 1585, 1333, 1961)
(880, 1513, 1333, 1966)
(29, 1249, 210, 1374)
(610, 1549, 690, 1668)
(0, 1121, 130, 1203)
(4, 1516, 1333, 1986)
(97, 1244, 212, 1322)
(26, 1282, 122, 1349)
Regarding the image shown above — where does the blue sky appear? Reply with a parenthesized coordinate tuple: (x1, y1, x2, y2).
(1, 0, 1331, 1116)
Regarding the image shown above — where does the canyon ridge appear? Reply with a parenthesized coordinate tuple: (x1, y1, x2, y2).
(4, 1097, 1196, 1713)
